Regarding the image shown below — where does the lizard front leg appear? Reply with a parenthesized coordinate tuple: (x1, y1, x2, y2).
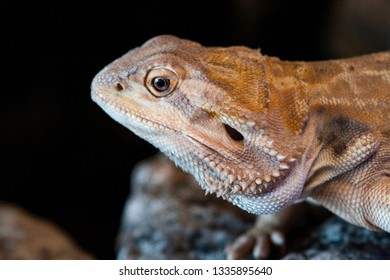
(363, 177, 390, 232)
(311, 175, 390, 233)
(306, 116, 390, 233)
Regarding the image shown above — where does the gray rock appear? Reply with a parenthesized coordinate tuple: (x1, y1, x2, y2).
(284, 216, 390, 260)
(0, 202, 93, 259)
(116, 154, 254, 259)
(117, 154, 390, 260)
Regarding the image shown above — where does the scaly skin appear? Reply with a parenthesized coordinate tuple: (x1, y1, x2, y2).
(91, 35, 390, 257)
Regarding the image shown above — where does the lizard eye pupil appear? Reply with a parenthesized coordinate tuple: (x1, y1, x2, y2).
(145, 67, 178, 97)
(152, 77, 170, 92)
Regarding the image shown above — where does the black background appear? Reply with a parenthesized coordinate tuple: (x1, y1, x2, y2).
(3, 0, 389, 259)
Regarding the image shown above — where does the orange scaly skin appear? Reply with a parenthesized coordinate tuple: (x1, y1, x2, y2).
(91, 35, 390, 258)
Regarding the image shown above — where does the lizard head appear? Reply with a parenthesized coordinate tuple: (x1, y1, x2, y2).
(91, 35, 304, 214)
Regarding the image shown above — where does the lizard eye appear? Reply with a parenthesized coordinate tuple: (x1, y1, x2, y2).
(145, 67, 179, 97)
(152, 77, 170, 92)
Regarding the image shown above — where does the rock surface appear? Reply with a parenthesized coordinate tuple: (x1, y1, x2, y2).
(117, 154, 254, 259)
(283, 216, 390, 260)
(0, 202, 93, 259)
(117, 154, 390, 260)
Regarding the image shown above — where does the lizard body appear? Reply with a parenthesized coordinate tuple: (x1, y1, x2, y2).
(91, 35, 390, 246)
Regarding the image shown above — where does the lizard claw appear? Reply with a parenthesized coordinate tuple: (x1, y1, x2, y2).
(252, 232, 271, 260)
(226, 233, 255, 260)
(226, 227, 285, 259)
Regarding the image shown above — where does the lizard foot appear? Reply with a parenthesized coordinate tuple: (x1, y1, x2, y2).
(226, 203, 309, 259)
(226, 225, 285, 259)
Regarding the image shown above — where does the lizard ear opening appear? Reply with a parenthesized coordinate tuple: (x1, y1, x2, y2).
(224, 124, 244, 141)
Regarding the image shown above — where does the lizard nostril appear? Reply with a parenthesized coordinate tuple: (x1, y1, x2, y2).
(224, 124, 244, 142)
(114, 82, 125, 91)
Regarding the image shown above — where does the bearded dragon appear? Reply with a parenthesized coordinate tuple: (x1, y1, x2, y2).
(91, 35, 390, 259)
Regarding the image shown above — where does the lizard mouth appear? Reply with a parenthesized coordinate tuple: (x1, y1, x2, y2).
(93, 87, 228, 157)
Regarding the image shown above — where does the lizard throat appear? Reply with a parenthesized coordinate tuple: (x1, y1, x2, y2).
(181, 132, 293, 199)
